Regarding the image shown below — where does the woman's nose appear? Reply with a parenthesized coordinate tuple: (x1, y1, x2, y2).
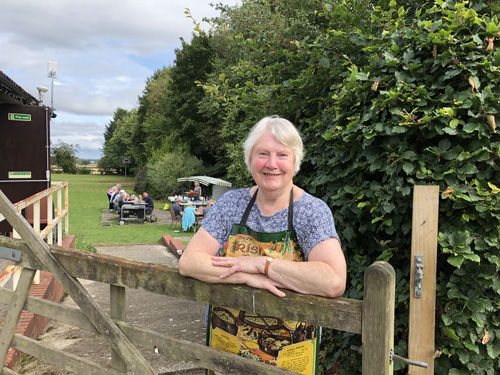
(265, 154, 278, 168)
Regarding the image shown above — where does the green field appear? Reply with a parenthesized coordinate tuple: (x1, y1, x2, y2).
(51, 174, 193, 247)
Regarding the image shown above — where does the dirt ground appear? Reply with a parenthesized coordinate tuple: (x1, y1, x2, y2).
(12, 243, 207, 375)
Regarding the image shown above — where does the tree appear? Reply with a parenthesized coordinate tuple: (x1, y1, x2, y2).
(101, 109, 138, 173)
(51, 140, 79, 174)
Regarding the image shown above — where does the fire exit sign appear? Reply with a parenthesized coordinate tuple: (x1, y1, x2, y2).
(8, 113, 32, 121)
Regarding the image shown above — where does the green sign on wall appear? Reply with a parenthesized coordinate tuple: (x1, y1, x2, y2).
(8, 113, 32, 121)
(8, 171, 32, 179)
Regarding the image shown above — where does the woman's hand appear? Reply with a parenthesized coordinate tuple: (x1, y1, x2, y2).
(212, 256, 286, 297)
(245, 273, 286, 297)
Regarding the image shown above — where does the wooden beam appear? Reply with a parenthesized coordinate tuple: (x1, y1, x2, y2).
(0, 268, 36, 366)
(362, 261, 395, 375)
(0, 189, 157, 375)
(110, 285, 127, 372)
(408, 185, 439, 374)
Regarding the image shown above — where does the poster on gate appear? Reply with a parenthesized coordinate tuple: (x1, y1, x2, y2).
(206, 305, 320, 375)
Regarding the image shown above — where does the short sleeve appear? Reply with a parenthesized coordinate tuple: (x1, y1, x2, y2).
(201, 189, 249, 251)
(294, 194, 340, 259)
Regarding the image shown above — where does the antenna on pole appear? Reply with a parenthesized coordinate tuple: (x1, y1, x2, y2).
(47, 61, 58, 118)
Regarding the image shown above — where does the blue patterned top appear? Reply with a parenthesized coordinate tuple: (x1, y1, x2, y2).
(201, 188, 340, 259)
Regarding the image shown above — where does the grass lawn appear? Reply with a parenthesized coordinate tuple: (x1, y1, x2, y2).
(51, 174, 194, 246)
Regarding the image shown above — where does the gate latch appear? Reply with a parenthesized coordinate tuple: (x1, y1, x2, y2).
(414, 255, 424, 298)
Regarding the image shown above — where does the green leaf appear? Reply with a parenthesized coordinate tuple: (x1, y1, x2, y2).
(463, 340, 480, 354)
(444, 69, 462, 80)
(471, 312, 487, 326)
(319, 57, 330, 69)
(448, 255, 465, 268)
(486, 341, 500, 359)
(403, 163, 415, 174)
(442, 327, 460, 341)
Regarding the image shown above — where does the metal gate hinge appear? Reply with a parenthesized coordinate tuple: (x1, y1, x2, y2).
(414, 255, 424, 298)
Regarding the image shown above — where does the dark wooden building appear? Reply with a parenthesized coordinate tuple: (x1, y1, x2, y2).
(0, 70, 52, 233)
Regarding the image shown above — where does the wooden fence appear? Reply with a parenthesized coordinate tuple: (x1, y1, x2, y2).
(0, 187, 396, 375)
(0, 181, 68, 287)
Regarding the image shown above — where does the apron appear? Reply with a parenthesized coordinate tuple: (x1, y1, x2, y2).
(206, 189, 320, 375)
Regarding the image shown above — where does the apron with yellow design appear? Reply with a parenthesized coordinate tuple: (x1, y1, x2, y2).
(207, 189, 319, 375)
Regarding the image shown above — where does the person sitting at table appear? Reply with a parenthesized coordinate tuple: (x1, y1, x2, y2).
(107, 184, 120, 210)
(182, 202, 196, 231)
(127, 194, 139, 203)
(142, 192, 154, 215)
(193, 182, 202, 201)
(108, 186, 119, 211)
(198, 201, 213, 217)
(171, 197, 184, 220)
(113, 190, 126, 212)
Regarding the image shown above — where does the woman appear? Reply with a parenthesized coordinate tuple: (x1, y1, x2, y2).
(179, 116, 346, 373)
(182, 202, 197, 232)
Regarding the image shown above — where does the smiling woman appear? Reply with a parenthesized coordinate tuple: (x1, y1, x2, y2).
(178, 116, 346, 374)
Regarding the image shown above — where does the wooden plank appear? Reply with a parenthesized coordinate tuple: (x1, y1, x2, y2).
(10, 333, 123, 375)
(362, 261, 395, 375)
(0, 189, 157, 375)
(0, 287, 98, 333)
(116, 321, 299, 375)
(1, 236, 363, 334)
(408, 185, 439, 374)
(0, 268, 36, 365)
(110, 285, 127, 372)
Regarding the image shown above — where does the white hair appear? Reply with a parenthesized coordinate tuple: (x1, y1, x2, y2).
(243, 116, 304, 174)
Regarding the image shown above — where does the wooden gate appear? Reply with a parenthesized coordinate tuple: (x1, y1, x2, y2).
(0, 188, 396, 375)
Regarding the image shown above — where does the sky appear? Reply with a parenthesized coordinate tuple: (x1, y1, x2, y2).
(0, 0, 238, 161)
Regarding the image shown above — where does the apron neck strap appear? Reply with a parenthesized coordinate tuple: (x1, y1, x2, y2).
(240, 188, 294, 230)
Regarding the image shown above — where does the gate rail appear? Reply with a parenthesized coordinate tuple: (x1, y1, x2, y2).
(0, 187, 395, 375)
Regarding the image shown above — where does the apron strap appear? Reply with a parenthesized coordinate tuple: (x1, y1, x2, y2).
(240, 189, 258, 225)
(240, 188, 295, 231)
(288, 188, 294, 231)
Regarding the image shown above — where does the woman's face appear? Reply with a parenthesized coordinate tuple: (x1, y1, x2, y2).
(250, 130, 295, 194)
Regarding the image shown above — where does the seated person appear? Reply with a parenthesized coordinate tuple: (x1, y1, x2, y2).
(182, 202, 196, 231)
(201, 200, 213, 217)
(142, 192, 154, 215)
(127, 194, 139, 203)
(113, 190, 126, 212)
(171, 197, 183, 220)
(109, 188, 120, 210)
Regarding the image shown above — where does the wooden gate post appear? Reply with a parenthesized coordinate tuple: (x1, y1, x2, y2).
(408, 185, 439, 374)
(362, 261, 395, 375)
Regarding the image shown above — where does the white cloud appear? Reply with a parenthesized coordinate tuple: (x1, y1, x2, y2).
(1, 0, 238, 160)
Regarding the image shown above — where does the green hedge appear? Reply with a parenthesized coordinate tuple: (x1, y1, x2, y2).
(299, 2, 500, 373)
